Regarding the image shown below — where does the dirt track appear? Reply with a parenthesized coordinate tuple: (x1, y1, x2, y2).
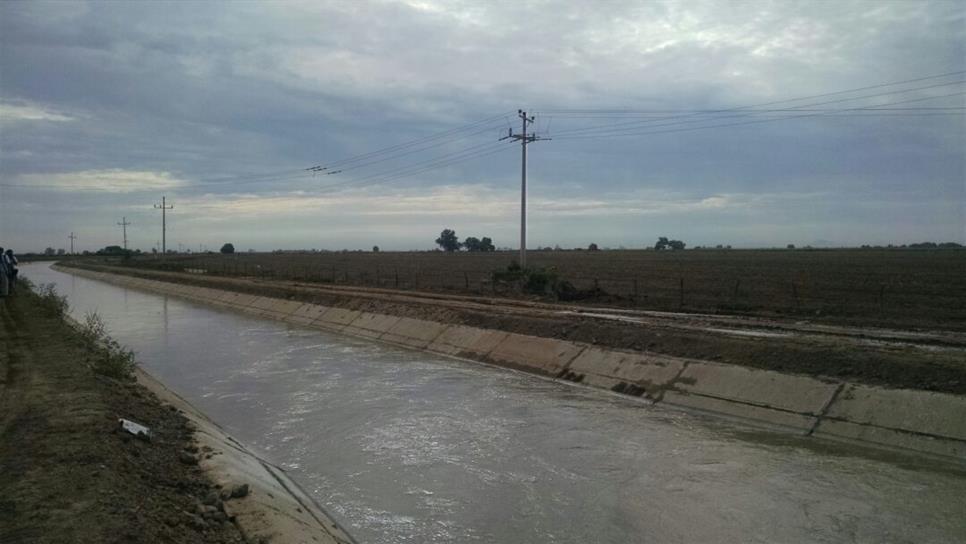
(0, 289, 245, 543)
(63, 262, 966, 395)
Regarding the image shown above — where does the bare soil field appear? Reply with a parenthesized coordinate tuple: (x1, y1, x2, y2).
(107, 249, 966, 331)
(60, 262, 966, 395)
(0, 289, 245, 543)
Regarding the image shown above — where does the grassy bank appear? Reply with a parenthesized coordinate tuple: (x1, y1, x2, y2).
(0, 284, 245, 543)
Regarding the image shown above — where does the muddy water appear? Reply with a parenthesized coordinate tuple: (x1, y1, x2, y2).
(23, 263, 966, 543)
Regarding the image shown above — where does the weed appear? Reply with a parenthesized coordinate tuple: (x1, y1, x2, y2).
(89, 338, 137, 382)
(36, 283, 69, 317)
(79, 310, 137, 381)
(80, 310, 107, 347)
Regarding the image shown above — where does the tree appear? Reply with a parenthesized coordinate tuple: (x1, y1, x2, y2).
(97, 245, 126, 256)
(220, 243, 235, 254)
(787, 244, 796, 249)
(435, 229, 460, 252)
(463, 236, 481, 251)
(588, 243, 599, 251)
(464, 236, 495, 252)
(655, 237, 685, 250)
(372, 245, 380, 252)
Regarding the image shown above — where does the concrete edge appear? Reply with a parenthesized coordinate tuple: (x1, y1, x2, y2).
(51, 265, 966, 464)
(136, 369, 358, 544)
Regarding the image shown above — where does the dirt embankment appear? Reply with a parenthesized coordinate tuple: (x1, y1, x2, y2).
(0, 289, 247, 543)
(60, 262, 966, 395)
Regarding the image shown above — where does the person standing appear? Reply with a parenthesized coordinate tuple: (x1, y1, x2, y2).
(0, 247, 8, 298)
(4, 249, 18, 293)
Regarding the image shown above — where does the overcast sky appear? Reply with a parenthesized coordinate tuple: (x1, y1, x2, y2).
(1, 0, 964, 253)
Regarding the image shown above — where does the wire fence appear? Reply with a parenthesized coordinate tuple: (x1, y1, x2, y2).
(106, 251, 966, 327)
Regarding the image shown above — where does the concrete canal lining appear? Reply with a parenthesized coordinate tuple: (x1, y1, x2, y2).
(53, 265, 966, 463)
(136, 369, 357, 544)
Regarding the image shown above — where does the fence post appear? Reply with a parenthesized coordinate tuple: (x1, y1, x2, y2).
(464, 271, 469, 289)
(733, 279, 741, 299)
(633, 278, 639, 300)
(394, 268, 399, 288)
(679, 277, 684, 307)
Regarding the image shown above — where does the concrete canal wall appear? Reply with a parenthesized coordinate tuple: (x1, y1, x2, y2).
(137, 370, 357, 544)
(55, 265, 966, 463)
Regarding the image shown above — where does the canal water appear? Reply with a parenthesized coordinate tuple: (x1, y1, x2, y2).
(22, 263, 966, 543)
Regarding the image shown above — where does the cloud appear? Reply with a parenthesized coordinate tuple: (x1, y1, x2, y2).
(176, 184, 774, 225)
(0, 0, 962, 252)
(14, 169, 187, 193)
(0, 101, 74, 123)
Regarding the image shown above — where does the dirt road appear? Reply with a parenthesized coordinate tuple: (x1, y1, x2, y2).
(62, 263, 966, 395)
(0, 289, 245, 543)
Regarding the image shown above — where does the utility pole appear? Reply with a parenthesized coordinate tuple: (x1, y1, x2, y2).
(117, 217, 131, 250)
(153, 196, 173, 257)
(500, 110, 549, 268)
(68, 232, 77, 255)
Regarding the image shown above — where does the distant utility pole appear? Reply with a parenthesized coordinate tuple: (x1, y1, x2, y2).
(153, 196, 174, 257)
(68, 232, 77, 255)
(500, 110, 549, 268)
(117, 217, 131, 250)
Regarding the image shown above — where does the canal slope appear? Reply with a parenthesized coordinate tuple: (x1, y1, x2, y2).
(51, 263, 966, 462)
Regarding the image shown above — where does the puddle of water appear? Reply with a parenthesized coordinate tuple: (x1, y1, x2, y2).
(23, 263, 966, 544)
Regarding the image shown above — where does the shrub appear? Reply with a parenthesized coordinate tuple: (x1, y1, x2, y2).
(80, 310, 108, 347)
(37, 283, 69, 317)
(79, 310, 137, 381)
(492, 262, 560, 295)
(89, 337, 137, 381)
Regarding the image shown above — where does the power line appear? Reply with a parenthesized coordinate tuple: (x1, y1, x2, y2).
(536, 69, 966, 115)
(550, 79, 966, 137)
(551, 90, 966, 141)
(2, 71, 963, 193)
(309, 141, 515, 193)
(305, 111, 514, 171)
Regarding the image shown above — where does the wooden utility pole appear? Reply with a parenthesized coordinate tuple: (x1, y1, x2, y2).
(68, 232, 77, 255)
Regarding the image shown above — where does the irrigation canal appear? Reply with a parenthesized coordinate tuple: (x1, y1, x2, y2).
(23, 263, 966, 543)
